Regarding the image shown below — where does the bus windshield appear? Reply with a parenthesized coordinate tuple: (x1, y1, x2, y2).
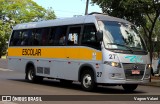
(102, 21, 146, 51)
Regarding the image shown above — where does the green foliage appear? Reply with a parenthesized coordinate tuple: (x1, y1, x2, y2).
(0, 0, 56, 57)
(1, 0, 56, 23)
(92, 0, 159, 26)
(43, 7, 56, 20)
(0, 16, 11, 57)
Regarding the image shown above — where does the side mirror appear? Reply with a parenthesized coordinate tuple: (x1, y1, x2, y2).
(97, 30, 103, 41)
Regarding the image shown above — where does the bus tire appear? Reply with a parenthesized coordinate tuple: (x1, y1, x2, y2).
(81, 70, 96, 91)
(122, 84, 138, 92)
(26, 66, 43, 82)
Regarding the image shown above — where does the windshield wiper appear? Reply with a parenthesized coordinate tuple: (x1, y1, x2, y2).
(107, 43, 134, 53)
(130, 47, 148, 53)
(130, 47, 143, 50)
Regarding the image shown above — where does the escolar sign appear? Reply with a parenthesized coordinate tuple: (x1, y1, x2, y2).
(22, 49, 41, 56)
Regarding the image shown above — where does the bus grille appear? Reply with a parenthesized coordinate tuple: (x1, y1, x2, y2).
(122, 63, 145, 80)
(37, 67, 50, 75)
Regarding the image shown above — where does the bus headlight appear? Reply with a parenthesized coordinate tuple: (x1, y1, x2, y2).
(104, 61, 121, 68)
(146, 64, 151, 70)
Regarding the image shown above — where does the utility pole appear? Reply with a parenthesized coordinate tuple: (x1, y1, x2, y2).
(85, 0, 89, 15)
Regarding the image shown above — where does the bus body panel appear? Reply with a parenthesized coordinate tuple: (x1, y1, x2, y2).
(98, 48, 150, 84)
(8, 46, 102, 81)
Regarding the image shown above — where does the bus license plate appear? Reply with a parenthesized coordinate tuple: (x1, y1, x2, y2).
(132, 70, 140, 74)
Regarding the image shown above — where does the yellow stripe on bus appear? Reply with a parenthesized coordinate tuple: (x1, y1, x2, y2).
(8, 47, 102, 61)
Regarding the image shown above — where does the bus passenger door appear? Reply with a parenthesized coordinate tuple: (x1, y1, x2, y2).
(65, 26, 82, 80)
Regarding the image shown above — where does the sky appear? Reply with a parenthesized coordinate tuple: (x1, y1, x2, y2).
(33, 0, 102, 18)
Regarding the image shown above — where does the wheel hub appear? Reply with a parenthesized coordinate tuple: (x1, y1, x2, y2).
(83, 74, 92, 88)
(28, 70, 34, 80)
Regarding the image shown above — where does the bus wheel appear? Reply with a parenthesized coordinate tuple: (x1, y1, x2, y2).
(122, 84, 138, 92)
(81, 70, 96, 91)
(26, 66, 43, 82)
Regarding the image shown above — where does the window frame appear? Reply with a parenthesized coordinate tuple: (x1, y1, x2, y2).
(66, 25, 83, 46)
(80, 23, 101, 50)
(9, 24, 100, 48)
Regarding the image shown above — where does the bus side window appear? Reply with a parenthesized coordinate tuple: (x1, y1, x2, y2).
(32, 29, 41, 46)
(21, 30, 32, 46)
(29, 28, 50, 46)
(48, 27, 56, 45)
(67, 27, 81, 45)
(21, 30, 29, 46)
(41, 28, 50, 46)
(81, 24, 100, 50)
(10, 30, 22, 46)
(54, 26, 67, 46)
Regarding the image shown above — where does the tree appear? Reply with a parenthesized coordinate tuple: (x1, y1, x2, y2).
(43, 7, 56, 20)
(92, 0, 160, 62)
(0, 0, 56, 58)
(0, 21, 10, 57)
(153, 19, 160, 57)
(85, 0, 89, 15)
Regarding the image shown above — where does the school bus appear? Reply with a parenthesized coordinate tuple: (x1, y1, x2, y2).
(8, 13, 151, 91)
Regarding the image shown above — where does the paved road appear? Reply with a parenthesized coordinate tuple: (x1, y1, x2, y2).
(0, 69, 160, 104)
(0, 59, 160, 104)
(0, 59, 7, 69)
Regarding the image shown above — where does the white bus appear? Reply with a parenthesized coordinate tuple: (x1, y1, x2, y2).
(8, 13, 151, 91)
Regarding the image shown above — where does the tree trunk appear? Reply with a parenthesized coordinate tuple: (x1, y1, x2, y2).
(85, 0, 89, 15)
(149, 35, 153, 63)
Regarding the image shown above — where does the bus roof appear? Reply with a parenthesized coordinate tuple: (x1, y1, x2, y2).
(13, 14, 132, 30)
